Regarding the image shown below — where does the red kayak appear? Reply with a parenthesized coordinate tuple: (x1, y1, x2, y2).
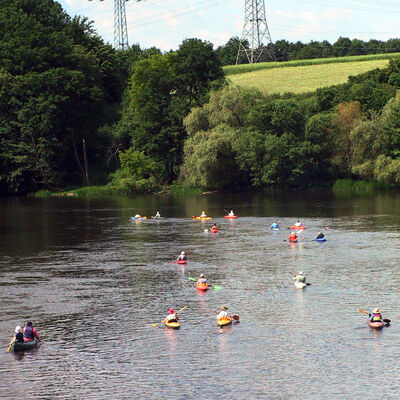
(368, 320, 384, 329)
(290, 225, 306, 230)
(196, 283, 209, 291)
(224, 215, 237, 219)
(177, 259, 187, 265)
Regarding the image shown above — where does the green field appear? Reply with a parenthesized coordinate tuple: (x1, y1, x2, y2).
(228, 59, 390, 95)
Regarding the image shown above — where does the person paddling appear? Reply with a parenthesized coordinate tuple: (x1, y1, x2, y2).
(197, 274, 207, 285)
(271, 221, 279, 229)
(23, 321, 40, 342)
(14, 326, 24, 343)
(153, 211, 161, 219)
(134, 214, 141, 218)
(294, 220, 301, 227)
(177, 251, 187, 261)
(200, 210, 207, 217)
(211, 224, 218, 231)
(369, 308, 383, 323)
(292, 271, 306, 285)
(316, 232, 325, 239)
(289, 232, 298, 242)
(164, 308, 179, 324)
(217, 305, 229, 321)
(228, 210, 235, 217)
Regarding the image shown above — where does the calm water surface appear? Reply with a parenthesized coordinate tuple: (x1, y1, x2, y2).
(1, 191, 400, 399)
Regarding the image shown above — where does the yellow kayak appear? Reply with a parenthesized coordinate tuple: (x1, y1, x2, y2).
(193, 216, 212, 220)
(164, 321, 180, 329)
(217, 317, 232, 327)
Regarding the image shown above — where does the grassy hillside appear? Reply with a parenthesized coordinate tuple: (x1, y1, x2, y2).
(228, 59, 390, 95)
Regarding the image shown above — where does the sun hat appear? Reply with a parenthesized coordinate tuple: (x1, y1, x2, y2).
(373, 308, 380, 313)
(15, 326, 21, 333)
(221, 305, 228, 310)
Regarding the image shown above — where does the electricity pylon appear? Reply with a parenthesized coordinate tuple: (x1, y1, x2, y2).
(89, 0, 138, 50)
(236, 0, 275, 64)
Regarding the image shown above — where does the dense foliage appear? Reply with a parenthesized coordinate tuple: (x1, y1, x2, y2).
(217, 36, 400, 65)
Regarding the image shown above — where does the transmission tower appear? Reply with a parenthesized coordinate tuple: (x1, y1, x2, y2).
(89, 0, 138, 50)
(236, 0, 275, 64)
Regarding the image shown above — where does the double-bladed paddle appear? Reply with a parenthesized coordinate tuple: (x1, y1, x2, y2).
(358, 308, 390, 325)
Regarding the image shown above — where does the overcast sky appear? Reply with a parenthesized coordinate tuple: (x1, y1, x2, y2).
(58, 0, 400, 51)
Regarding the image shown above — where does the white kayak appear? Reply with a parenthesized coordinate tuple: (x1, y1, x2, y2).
(294, 281, 307, 289)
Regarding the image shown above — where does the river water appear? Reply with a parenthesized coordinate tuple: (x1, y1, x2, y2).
(1, 191, 400, 399)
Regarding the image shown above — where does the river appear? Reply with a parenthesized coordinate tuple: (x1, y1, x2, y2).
(1, 191, 400, 399)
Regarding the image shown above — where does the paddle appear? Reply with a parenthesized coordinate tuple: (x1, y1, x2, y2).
(188, 277, 221, 290)
(358, 309, 390, 325)
(152, 306, 188, 327)
(6, 337, 15, 352)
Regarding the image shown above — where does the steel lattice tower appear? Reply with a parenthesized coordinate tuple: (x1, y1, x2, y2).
(89, 0, 133, 50)
(236, 0, 275, 64)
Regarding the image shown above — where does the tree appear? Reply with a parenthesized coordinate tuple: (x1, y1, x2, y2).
(332, 37, 351, 57)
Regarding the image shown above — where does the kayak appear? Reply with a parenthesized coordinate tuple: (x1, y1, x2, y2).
(217, 317, 232, 327)
(290, 225, 306, 230)
(289, 238, 298, 242)
(196, 283, 209, 291)
(316, 238, 326, 242)
(193, 216, 212, 220)
(164, 321, 180, 329)
(210, 229, 218, 233)
(368, 320, 384, 329)
(177, 259, 187, 265)
(151, 216, 165, 220)
(294, 281, 307, 289)
(12, 339, 40, 352)
(224, 215, 237, 219)
(130, 216, 147, 220)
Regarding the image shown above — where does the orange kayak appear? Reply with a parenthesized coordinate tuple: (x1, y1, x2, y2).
(196, 283, 209, 291)
(217, 317, 232, 326)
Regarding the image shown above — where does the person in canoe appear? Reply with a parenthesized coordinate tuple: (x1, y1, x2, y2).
(271, 221, 279, 229)
(294, 220, 301, 227)
(177, 251, 187, 262)
(292, 271, 306, 284)
(369, 308, 383, 323)
(289, 232, 298, 242)
(153, 211, 161, 219)
(217, 305, 229, 321)
(197, 273, 207, 285)
(23, 321, 40, 342)
(316, 232, 325, 239)
(14, 326, 24, 343)
(164, 308, 179, 324)
(229, 210, 235, 217)
(200, 210, 207, 217)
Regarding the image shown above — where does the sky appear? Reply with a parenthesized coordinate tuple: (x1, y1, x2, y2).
(58, 0, 400, 51)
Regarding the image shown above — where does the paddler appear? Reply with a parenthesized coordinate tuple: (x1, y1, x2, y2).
(200, 210, 207, 217)
(369, 308, 383, 323)
(154, 211, 161, 219)
(23, 321, 40, 342)
(197, 273, 207, 285)
(229, 210, 235, 216)
(211, 223, 218, 231)
(134, 214, 141, 218)
(292, 271, 306, 284)
(177, 251, 187, 261)
(14, 326, 24, 343)
(217, 305, 229, 321)
(294, 220, 301, 227)
(271, 221, 279, 229)
(164, 308, 179, 323)
(316, 232, 325, 239)
(289, 232, 298, 242)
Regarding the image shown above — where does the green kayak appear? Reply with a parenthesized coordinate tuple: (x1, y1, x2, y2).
(12, 338, 40, 352)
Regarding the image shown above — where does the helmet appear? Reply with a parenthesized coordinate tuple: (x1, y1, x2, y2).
(15, 326, 21, 333)
(373, 308, 380, 313)
(298, 271, 303, 275)
(181, 251, 185, 255)
(169, 308, 174, 314)
(221, 305, 228, 310)
(200, 273, 204, 278)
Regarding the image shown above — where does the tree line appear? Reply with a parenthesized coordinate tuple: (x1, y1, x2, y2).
(1, 0, 400, 195)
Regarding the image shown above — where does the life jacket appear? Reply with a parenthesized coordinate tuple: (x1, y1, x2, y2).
(372, 313, 382, 322)
(289, 234, 297, 241)
(15, 332, 24, 343)
(24, 326, 34, 340)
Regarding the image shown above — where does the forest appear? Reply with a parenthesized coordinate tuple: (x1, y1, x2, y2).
(1, 0, 400, 195)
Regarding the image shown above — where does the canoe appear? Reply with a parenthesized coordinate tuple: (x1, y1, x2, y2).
(164, 321, 180, 329)
(193, 216, 212, 220)
(130, 216, 147, 220)
(316, 238, 326, 242)
(217, 317, 232, 327)
(224, 215, 237, 219)
(368, 320, 384, 329)
(196, 283, 209, 291)
(210, 229, 218, 233)
(177, 259, 187, 265)
(294, 281, 307, 289)
(290, 225, 306, 230)
(13, 339, 40, 352)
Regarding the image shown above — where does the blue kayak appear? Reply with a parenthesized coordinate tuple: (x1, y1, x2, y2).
(316, 238, 326, 242)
